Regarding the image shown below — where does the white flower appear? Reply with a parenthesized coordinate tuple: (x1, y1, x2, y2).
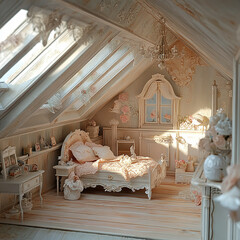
(215, 118, 232, 136)
(209, 114, 220, 127)
(215, 186, 240, 211)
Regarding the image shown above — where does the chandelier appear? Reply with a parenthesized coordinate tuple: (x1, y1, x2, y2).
(140, 17, 178, 69)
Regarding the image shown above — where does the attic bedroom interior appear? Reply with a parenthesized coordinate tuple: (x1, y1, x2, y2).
(0, 0, 240, 239)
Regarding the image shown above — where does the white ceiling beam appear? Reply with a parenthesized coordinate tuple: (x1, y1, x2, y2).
(60, 40, 124, 103)
(50, 47, 131, 124)
(0, 28, 118, 138)
(57, 0, 157, 46)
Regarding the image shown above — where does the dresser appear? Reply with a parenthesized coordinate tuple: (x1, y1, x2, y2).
(0, 170, 44, 220)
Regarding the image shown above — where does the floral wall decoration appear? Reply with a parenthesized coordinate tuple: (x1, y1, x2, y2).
(165, 40, 206, 87)
(110, 92, 138, 124)
(178, 113, 209, 131)
(0, 35, 23, 55)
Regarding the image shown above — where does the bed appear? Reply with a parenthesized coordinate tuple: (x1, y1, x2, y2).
(60, 129, 166, 199)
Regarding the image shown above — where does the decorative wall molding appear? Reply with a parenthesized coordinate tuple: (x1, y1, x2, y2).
(67, 19, 94, 42)
(27, 6, 63, 46)
(165, 40, 206, 87)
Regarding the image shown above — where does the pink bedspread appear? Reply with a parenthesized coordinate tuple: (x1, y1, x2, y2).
(75, 155, 166, 181)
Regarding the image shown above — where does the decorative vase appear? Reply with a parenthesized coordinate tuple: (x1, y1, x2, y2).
(204, 154, 227, 182)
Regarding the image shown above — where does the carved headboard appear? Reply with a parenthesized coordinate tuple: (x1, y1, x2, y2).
(60, 129, 92, 162)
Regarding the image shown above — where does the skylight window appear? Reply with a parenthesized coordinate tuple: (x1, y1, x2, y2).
(58, 39, 123, 100)
(72, 51, 134, 110)
(0, 9, 37, 72)
(0, 9, 28, 42)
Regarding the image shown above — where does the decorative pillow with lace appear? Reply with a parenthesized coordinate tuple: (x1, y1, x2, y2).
(85, 142, 102, 148)
(92, 146, 115, 160)
(70, 142, 97, 162)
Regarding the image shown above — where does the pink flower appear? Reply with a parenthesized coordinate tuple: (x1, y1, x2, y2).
(121, 105, 130, 114)
(188, 115, 194, 121)
(164, 114, 171, 121)
(150, 110, 156, 119)
(120, 114, 130, 123)
(119, 92, 128, 102)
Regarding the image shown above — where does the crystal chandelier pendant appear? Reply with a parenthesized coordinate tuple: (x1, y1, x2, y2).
(158, 61, 165, 70)
(140, 17, 177, 69)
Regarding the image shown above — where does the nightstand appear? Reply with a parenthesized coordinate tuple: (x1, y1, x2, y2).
(116, 139, 135, 156)
(53, 164, 77, 195)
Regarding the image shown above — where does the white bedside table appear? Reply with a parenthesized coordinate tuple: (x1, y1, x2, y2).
(116, 139, 135, 156)
(53, 164, 77, 195)
(0, 170, 44, 220)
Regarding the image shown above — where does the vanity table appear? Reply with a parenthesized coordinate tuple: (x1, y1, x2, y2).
(0, 170, 44, 220)
(191, 159, 228, 240)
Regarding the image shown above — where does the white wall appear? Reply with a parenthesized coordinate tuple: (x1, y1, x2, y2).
(94, 63, 230, 129)
(0, 122, 81, 212)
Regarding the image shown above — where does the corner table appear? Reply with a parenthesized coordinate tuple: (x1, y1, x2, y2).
(0, 170, 44, 221)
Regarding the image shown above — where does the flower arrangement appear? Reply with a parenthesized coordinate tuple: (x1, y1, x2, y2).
(199, 109, 232, 156)
(87, 119, 97, 127)
(175, 159, 187, 170)
(178, 115, 194, 130)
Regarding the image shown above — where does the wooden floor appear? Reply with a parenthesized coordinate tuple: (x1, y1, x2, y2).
(0, 177, 201, 240)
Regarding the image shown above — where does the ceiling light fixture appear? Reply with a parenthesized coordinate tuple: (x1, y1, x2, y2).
(140, 17, 177, 69)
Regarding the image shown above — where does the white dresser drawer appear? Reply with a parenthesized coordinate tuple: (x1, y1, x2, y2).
(23, 176, 40, 192)
(175, 171, 194, 184)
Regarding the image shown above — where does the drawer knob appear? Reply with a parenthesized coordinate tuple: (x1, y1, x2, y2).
(108, 175, 113, 180)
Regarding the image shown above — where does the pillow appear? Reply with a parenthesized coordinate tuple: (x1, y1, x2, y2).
(92, 146, 115, 160)
(69, 142, 97, 162)
(79, 130, 92, 143)
(85, 142, 102, 148)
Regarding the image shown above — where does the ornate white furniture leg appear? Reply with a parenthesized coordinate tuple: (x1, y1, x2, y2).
(19, 193, 24, 221)
(147, 168, 152, 200)
(40, 174, 43, 205)
(202, 186, 211, 240)
(56, 176, 59, 196)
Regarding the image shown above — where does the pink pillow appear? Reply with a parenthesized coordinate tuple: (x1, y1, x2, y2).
(70, 142, 97, 162)
(85, 142, 102, 148)
(92, 146, 115, 160)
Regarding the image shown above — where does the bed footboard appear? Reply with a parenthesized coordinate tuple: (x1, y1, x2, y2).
(146, 160, 167, 200)
(80, 160, 167, 200)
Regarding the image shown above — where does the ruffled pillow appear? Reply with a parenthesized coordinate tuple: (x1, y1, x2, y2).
(85, 142, 102, 148)
(92, 146, 115, 160)
(70, 142, 97, 162)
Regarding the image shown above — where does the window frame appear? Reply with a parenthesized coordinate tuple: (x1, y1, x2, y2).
(138, 73, 180, 129)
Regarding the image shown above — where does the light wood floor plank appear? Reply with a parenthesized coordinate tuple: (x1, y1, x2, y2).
(0, 177, 201, 240)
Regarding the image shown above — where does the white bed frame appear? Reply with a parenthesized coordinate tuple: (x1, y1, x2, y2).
(60, 129, 166, 200)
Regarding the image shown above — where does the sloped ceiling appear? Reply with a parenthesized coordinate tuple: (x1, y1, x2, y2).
(0, 0, 239, 138)
(146, 0, 240, 79)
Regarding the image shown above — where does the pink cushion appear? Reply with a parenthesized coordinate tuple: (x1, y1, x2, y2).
(92, 146, 115, 160)
(69, 142, 97, 162)
(85, 142, 102, 148)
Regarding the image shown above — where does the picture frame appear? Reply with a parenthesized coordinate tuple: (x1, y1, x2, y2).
(50, 136, 56, 146)
(35, 143, 41, 152)
(1, 146, 18, 179)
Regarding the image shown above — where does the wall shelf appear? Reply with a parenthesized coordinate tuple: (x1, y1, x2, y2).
(20, 143, 62, 160)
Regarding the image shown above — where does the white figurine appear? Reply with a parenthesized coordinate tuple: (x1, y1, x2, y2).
(130, 145, 136, 159)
